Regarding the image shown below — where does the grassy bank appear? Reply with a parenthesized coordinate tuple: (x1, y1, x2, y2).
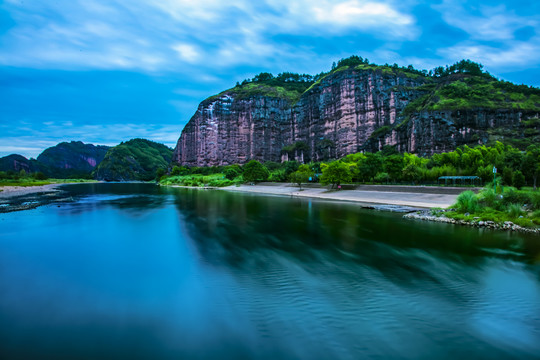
(159, 173, 242, 187)
(0, 178, 98, 187)
(435, 187, 540, 228)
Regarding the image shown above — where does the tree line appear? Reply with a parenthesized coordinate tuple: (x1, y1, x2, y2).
(163, 142, 540, 190)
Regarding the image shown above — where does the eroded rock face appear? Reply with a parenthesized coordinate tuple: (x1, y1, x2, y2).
(365, 109, 527, 156)
(292, 69, 422, 161)
(172, 68, 535, 166)
(174, 95, 293, 166)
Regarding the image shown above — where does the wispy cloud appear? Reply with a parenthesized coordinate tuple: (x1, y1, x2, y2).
(0, 121, 180, 158)
(1, 0, 539, 158)
(0, 0, 418, 72)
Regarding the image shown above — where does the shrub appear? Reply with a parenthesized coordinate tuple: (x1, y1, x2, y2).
(502, 189, 528, 206)
(208, 179, 233, 187)
(374, 172, 390, 183)
(507, 203, 524, 218)
(479, 188, 498, 207)
(243, 160, 269, 183)
(454, 190, 479, 213)
(269, 169, 287, 182)
(512, 170, 525, 189)
(224, 165, 242, 180)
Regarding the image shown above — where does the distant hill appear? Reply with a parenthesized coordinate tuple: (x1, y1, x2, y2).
(37, 141, 110, 178)
(0, 154, 40, 174)
(93, 138, 173, 181)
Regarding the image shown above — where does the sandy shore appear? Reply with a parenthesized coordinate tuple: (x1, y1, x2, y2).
(0, 184, 63, 199)
(217, 183, 461, 209)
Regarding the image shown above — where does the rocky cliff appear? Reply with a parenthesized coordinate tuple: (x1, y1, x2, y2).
(173, 62, 540, 166)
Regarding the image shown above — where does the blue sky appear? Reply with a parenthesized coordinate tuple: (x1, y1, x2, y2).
(1, 0, 539, 158)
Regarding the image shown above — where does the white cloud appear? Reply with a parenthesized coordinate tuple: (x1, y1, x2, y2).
(313, 1, 413, 29)
(0, 0, 418, 71)
(434, 1, 539, 41)
(438, 41, 540, 69)
(172, 43, 201, 63)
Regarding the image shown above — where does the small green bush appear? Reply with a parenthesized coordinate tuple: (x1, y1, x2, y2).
(454, 190, 479, 213)
(507, 203, 524, 218)
(512, 170, 526, 189)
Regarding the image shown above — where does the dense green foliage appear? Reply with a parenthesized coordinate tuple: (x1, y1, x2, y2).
(160, 173, 236, 187)
(36, 141, 110, 178)
(210, 72, 317, 103)
(320, 161, 352, 188)
(164, 141, 540, 192)
(289, 164, 315, 189)
(243, 160, 270, 183)
(446, 187, 540, 228)
(0, 170, 95, 187)
(403, 76, 540, 112)
(93, 139, 173, 181)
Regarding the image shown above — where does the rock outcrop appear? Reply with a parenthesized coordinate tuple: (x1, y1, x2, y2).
(173, 66, 540, 166)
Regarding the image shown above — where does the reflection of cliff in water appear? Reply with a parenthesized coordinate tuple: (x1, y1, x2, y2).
(173, 189, 540, 281)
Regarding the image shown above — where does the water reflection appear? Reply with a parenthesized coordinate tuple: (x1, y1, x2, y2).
(170, 187, 540, 270)
(1, 183, 538, 359)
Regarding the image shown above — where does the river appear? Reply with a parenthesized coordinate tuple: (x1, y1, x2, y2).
(1, 183, 539, 359)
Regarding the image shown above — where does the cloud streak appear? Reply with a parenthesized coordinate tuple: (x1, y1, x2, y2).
(1, 0, 539, 158)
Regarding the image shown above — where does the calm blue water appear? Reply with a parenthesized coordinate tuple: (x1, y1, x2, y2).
(1, 183, 539, 359)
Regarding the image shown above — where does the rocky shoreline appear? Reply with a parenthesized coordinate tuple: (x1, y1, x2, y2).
(404, 210, 540, 234)
(0, 185, 73, 213)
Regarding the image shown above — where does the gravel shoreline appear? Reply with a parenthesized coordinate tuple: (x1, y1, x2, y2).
(0, 184, 72, 213)
(404, 210, 540, 234)
(0, 184, 63, 199)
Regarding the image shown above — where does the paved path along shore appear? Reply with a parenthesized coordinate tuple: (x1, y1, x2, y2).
(220, 183, 469, 209)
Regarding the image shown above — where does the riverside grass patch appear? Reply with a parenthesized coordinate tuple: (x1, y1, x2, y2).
(446, 187, 540, 228)
(0, 178, 96, 187)
(160, 173, 241, 187)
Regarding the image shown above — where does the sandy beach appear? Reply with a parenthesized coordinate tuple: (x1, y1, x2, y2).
(217, 183, 466, 209)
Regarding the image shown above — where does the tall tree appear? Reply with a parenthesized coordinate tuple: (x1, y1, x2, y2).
(243, 160, 269, 183)
(320, 161, 352, 189)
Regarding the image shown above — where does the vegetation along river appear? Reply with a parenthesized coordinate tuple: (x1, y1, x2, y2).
(1, 183, 539, 359)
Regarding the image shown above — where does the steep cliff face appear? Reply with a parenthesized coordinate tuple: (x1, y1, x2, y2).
(364, 109, 532, 156)
(174, 95, 293, 166)
(292, 69, 425, 161)
(173, 66, 540, 166)
(173, 67, 426, 166)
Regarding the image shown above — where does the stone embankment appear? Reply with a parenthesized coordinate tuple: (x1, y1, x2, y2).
(404, 210, 539, 234)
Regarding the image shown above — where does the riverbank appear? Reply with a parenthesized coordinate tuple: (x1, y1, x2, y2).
(214, 183, 462, 209)
(168, 183, 540, 234)
(0, 183, 77, 213)
(405, 209, 540, 234)
(0, 184, 63, 199)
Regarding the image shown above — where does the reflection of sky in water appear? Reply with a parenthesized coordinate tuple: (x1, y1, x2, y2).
(471, 263, 540, 355)
(0, 183, 539, 359)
